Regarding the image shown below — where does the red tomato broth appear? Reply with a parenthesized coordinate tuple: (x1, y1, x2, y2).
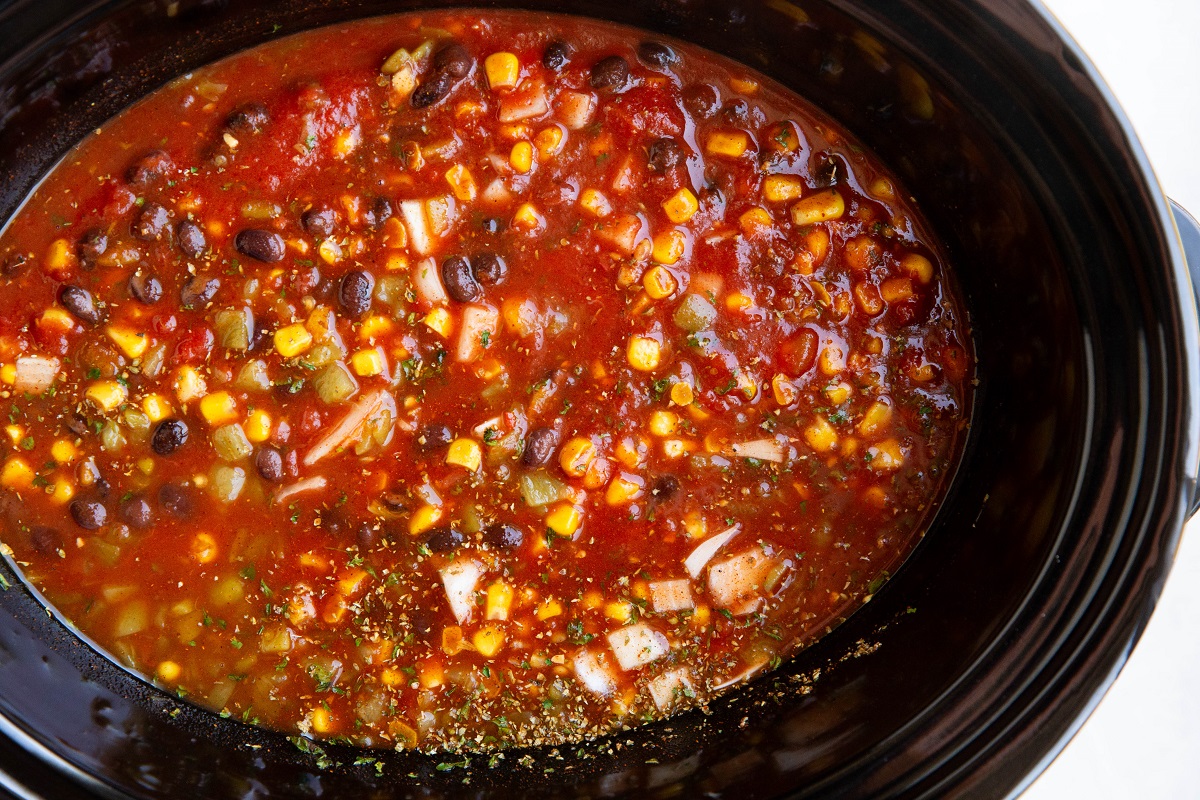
(0, 11, 971, 751)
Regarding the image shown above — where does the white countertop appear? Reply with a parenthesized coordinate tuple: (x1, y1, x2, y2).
(1023, 0, 1200, 797)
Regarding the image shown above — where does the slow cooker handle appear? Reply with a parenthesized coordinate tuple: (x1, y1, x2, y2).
(1170, 199, 1200, 518)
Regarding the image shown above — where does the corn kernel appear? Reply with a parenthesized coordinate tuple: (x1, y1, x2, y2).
(0, 364, 13, 385)
(614, 437, 646, 469)
(422, 308, 454, 338)
(332, 125, 360, 158)
(881, 277, 915, 303)
(651, 230, 686, 266)
(605, 473, 643, 506)
(790, 189, 845, 226)
(858, 399, 893, 437)
(472, 625, 506, 658)
(579, 189, 612, 218)
(39, 307, 75, 333)
(510, 140, 535, 174)
(772, 374, 797, 406)
(4, 425, 21, 445)
(499, 123, 532, 140)
(50, 439, 76, 463)
(408, 504, 443, 535)
(44, 238, 76, 274)
(683, 509, 707, 539)
(511, 202, 544, 232)
(317, 238, 342, 265)
(350, 348, 385, 377)
(381, 667, 405, 687)
(298, 552, 330, 571)
(662, 188, 699, 224)
(105, 326, 148, 359)
(337, 568, 370, 597)
(670, 382, 694, 406)
(536, 599, 563, 620)
(156, 661, 181, 682)
(85, 380, 127, 413)
(534, 125, 566, 158)
(199, 391, 238, 425)
(486, 581, 514, 621)
(762, 175, 806, 202)
(729, 76, 760, 94)
(804, 417, 838, 453)
(0, 457, 32, 489)
(868, 438, 906, 471)
(825, 381, 853, 406)
(725, 292, 754, 312)
(446, 438, 482, 472)
(244, 409, 272, 443)
(706, 131, 751, 158)
(627, 335, 661, 372)
(649, 410, 680, 437)
(738, 207, 773, 236)
(820, 343, 846, 375)
(174, 366, 207, 404)
(191, 532, 218, 564)
(273, 324, 313, 358)
(142, 394, 171, 422)
(484, 52, 520, 89)
(384, 250, 409, 271)
(419, 661, 445, 689)
(136, 458, 154, 476)
(310, 707, 333, 735)
(545, 503, 582, 537)
(50, 478, 74, 504)
(662, 438, 696, 458)
(358, 314, 395, 341)
(900, 253, 934, 284)
(559, 436, 596, 478)
(604, 600, 633, 623)
(639, 266, 677, 302)
(691, 604, 711, 628)
(444, 164, 478, 202)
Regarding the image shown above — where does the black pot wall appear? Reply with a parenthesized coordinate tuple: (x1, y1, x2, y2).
(0, 1, 1194, 799)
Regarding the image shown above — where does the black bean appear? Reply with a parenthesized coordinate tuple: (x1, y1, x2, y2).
(126, 150, 172, 186)
(151, 419, 188, 455)
(682, 83, 720, 118)
(234, 228, 285, 262)
(77, 229, 107, 269)
(409, 607, 435, 643)
(66, 413, 89, 438)
(810, 152, 841, 187)
(69, 498, 107, 530)
(721, 98, 751, 126)
(472, 252, 507, 286)
(1, 253, 27, 278)
(637, 41, 678, 69)
(411, 69, 456, 109)
(302, 207, 336, 238)
(132, 203, 170, 241)
(180, 275, 220, 307)
(647, 137, 684, 173)
(176, 219, 207, 257)
(128, 272, 163, 305)
(158, 484, 193, 519)
(360, 197, 393, 230)
(255, 447, 283, 482)
(356, 523, 376, 549)
(120, 495, 153, 529)
(522, 427, 558, 467)
(480, 217, 504, 235)
(29, 526, 62, 555)
(226, 102, 269, 134)
(338, 270, 374, 318)
(543, 40, 573, 71)
(590, 55, 630, 92)
(652, 474, 681, 501)
(440, 255, 481, 303)
(483, 523, 524, 550)
(424, 526, 465, 553)
(415, 424, 453, 453)
(59, 285, 101, 325)
(434, 43, 473, 80)
(380, 492, 408, 512)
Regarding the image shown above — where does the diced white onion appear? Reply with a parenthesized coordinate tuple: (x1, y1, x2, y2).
(708, 548, 775, 616)
(303, 389, 396, 466)
(728, 438, 786, 463)
(648, 668, 695, 712)
(572, 647, 617, 698)
(13, 355, 60, 395)
(684, 525, 740, 579)
(400, 199, 432, 255)
(456, 304, 500, 363)
(606, 623, 669, 671)
(439, 559, 482, 625)
(272, 476, 327, 505)
(649, 579, 694, 613)
(411, 257, 447, 308)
